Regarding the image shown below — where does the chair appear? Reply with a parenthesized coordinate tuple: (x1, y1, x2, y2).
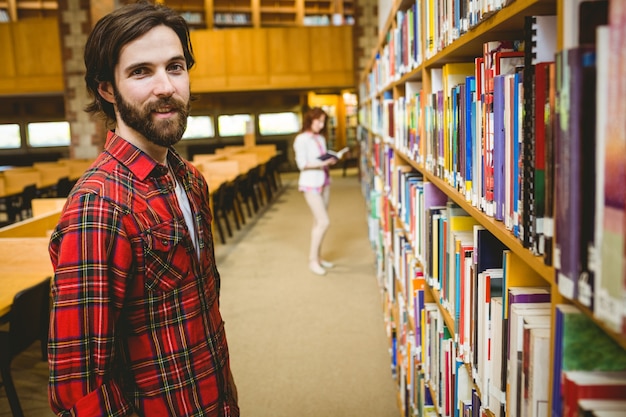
(6, 184, 38, 223)
(266, 155, 283, 192)
(211, 181, 245, 244)
(240, 166, 264, 213)
(0, 277, 51, 417)
(211, 184, 227, 244)
(257, 163, 274, 202)
(220, 181, 244, 232)
(55, 176, 73, 198)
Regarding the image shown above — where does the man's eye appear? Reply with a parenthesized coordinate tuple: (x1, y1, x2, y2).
(170, 63, 186, 72)
(131, 68, 146, 76)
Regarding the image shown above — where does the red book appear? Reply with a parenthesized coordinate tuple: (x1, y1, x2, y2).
(562, 371, 626, 417)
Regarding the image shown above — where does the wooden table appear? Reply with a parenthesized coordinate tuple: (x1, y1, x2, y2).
(0, 209, 61, 238)
(0, 237, 53, 318)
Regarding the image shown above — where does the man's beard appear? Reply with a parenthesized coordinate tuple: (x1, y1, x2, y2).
(115, 89, 190, 147)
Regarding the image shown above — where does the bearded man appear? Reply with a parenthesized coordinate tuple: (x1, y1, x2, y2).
(47, 2, 239, 416)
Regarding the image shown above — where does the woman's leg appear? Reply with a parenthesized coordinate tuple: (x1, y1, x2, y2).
(318, 186, 334, 268)
(304, 189, 330, 273)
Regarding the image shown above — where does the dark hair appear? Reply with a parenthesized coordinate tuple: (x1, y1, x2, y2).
(84, 1, 195, 120)
(301, 107, 328, 135)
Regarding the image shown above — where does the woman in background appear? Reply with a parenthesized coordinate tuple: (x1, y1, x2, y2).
(293, 107, 338, 275)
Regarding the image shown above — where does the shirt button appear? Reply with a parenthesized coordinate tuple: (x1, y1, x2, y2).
(161, 239, 169, 246)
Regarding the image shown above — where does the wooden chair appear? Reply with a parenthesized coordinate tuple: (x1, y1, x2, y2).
(7, 184, 38, 223)
(55, 176, 73, 198)
(212, 180, 245, 242)
(0, 277, 51, 417)
(210, 184, 227, 244)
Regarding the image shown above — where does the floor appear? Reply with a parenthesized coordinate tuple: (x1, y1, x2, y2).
(0, 168, 400, 417)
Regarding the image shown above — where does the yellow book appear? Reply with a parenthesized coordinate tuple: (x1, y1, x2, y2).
(442, 62, 475, 186)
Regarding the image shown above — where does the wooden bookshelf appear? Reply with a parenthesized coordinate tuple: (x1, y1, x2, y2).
(0, 0, 353, 28)
(359, 0, 626, 416)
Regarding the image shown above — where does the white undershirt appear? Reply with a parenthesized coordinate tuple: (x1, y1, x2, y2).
(173, 175, 200, 260)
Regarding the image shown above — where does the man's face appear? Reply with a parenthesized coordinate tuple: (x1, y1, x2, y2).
(109, 25, 191, 147)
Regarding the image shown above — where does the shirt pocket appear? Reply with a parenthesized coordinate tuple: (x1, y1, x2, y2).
(142, 220, 191, 292)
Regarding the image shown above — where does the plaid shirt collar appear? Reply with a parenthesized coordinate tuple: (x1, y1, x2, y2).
(104, 130, 185, 182)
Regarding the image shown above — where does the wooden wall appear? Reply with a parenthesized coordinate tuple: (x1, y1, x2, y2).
(0, 18, 355, 96)
(0, 18, 64, 95)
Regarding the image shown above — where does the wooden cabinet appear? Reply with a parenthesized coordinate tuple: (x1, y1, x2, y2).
(0, 18, 63, 95)
(266, 27, 311, 85)
(189, 26, 355, 92)
(223, 29, 269, 86)
(188, 30, 228, 90)
(0, 21, 353, 96)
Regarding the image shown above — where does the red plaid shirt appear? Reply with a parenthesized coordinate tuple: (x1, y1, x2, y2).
(48, 132, 238, 417)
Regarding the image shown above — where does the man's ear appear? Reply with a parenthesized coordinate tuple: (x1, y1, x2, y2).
(97, 81, 116, 104)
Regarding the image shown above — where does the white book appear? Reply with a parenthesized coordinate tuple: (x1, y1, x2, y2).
(507, 305, 550, 417)
(522, 327, 550, 417)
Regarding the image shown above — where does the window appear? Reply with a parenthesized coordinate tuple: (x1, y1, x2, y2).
(183, 115, 215, 139)
(258, 112, 300, 135)
(0, 124, 21, 149)
(217, 114, 252, 137)
(27, 121, 71, 147)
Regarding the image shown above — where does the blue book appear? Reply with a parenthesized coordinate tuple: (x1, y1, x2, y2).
(513, 71, 522, 237)
(465, 76, 476, 200)
(493, 74, 506, 221)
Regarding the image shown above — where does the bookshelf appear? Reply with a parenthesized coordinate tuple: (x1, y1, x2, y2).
(358, 1, 626, 416)
(207, 0, 355, 28)
(0, 0, 354, 28)
(211, 0, 255, 28)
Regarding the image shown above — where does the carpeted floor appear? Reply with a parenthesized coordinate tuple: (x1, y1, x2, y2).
(0, 168, 399, 417)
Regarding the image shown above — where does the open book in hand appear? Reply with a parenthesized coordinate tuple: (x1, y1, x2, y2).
(318, 146, 349, 161)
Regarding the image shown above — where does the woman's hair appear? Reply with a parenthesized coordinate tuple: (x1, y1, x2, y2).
(301, 107, 328, 135)
(83, 1, 195, 121)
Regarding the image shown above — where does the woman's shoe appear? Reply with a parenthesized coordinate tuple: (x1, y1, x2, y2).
(320, 260, 334, 269)
(309, 262, 327, 276)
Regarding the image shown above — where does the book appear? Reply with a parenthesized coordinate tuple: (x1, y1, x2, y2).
(488, 296, 505, 417)
(472, 226, 508, 371)
(503, 284, 550, 415)
(562, 371, 626, 417)
(521, 326, 550, 417)
(483, 41, 522, 218)
(563, 0, 609, 49)
(551, 304, 626, 417)
(520, 15, 556, 250)
(512, 71, 523, 239)
(542, 62, 557, 266)
(318, 146, 349, 161)
(445, 203, 478, 319)
(455, 358, 473, 417)
(593, 10, 626, 335)
(554, 46, 595, 301)
(532, 61, 554, 257)
(442, 62, 475, 186)
(577, 399, 626, 416)
(475, 268, 503, 403)
(464, 75, 476, 202)
(507, 305, 550, 417)
(492, 73, 506, 222)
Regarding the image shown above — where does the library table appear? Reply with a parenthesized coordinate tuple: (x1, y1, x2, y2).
(31, 198, 67, 217)
(0, 237, 53, 318)
(0, 209, 62, 238)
